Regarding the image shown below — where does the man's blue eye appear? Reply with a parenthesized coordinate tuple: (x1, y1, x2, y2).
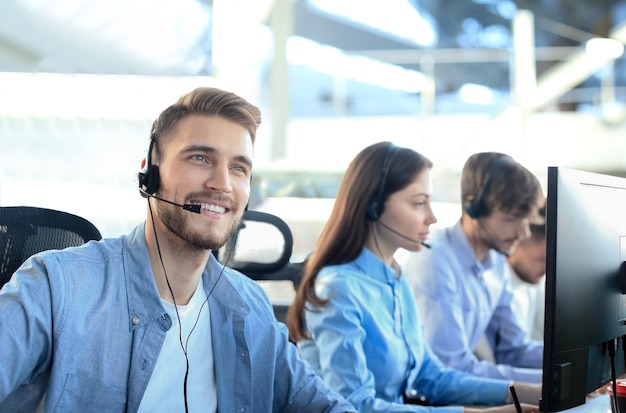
(233, 165, 249, 174)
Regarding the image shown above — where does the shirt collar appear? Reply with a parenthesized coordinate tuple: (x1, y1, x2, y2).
(122, 224, 167, 330)
(122, 223, 250, 331)
(354, 247, 397, 284)
(449, 220, 494, 277)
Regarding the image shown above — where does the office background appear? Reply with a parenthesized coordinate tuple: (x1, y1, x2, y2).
(1, 0, 625, 258)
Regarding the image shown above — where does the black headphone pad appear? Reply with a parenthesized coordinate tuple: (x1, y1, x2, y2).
(366, 199, 382, 221)
(366, 144, 399, 221)
(138, 165, 160, 197)
(464, 156, 513, 219)
(464, 198, 482, 219)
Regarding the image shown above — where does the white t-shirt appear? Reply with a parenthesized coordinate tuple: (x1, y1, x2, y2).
(138, 281, 217, 412)
(510, 270, 545, 341)
(474, 269, 545, 362)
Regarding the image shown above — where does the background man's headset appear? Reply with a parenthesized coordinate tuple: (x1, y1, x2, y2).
(463, 154, 515, 257)
(463, 155, 514, 219)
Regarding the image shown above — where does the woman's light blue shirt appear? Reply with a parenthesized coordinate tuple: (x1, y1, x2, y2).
(299, 247, 509, 413)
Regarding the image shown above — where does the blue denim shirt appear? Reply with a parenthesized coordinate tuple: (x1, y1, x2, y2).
(0, 224, 355, 413)
(404, 220, 543, 383)
(299, 247, 509, 413)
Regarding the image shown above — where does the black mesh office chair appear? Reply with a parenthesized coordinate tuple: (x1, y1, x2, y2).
(0, 206, 102, 288)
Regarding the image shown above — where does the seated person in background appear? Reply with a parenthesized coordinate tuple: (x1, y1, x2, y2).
(507, 215, 546, 341)
(287, 142, 539, 413)
(474, 216, 546, 362)
(403, 152, 544, 384)
(0, 87, 355, 413)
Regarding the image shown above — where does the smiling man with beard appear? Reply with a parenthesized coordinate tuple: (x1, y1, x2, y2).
(0, 87, 355, 413)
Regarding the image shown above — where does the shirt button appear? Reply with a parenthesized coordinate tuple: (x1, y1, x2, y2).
(132, 317, 140, 325)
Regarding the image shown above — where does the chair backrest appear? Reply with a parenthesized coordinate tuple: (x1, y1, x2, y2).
(0, 206, 102, 288)
(215, 210, 299, 322)
(218, 210, 293, 278)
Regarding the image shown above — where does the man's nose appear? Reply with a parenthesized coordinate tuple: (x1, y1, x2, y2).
(206, 164, 232, 192)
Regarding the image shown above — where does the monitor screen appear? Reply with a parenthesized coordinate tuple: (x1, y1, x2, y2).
(540, 167, 626, 412)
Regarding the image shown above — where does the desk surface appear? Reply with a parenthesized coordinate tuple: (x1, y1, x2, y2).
(559, 393, 610, 413)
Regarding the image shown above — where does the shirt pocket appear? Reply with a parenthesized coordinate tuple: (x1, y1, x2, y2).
(54, 373, 126, 413)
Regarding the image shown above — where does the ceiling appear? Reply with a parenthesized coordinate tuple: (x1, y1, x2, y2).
(0, 0, 214, 75)
(288, 0, 626, 115)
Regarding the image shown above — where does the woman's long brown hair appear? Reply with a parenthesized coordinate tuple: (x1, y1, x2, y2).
(286, 141, 432, 342)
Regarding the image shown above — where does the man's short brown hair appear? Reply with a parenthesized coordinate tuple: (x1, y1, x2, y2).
(461, 152, 543, 220)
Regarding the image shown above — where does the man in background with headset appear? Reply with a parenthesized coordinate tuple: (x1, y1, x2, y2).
(403, 152, 545, 384)
(0, 87, 355, 412)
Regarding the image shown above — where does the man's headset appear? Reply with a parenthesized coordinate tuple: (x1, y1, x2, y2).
(137, 137, 160, 197)
(463, 155, 514, 219)
(136, 136, 203, 214)
(137, 135, 250, 213)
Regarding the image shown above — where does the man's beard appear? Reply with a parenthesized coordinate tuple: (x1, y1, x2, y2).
(158, 203, 243, 251)
(478, 220, 515, 256)
(484, 236, 511, 256)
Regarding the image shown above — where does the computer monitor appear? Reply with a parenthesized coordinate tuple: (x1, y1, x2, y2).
(540, 167, 626, 412)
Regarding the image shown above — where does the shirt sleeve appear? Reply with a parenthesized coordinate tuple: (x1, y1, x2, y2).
(269, 321, 357, 412)
(0, 256, 54, 409)
(412, 341, 510, 406)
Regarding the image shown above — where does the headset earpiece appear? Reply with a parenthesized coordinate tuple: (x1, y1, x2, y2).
(365, 198, 382, 221)
(366, 144, 400, 221)
(137, 138, 160, 198)
(463, 197, 480, 219)
(464, 155, 513, 219)
(138, 165, 160, 197)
